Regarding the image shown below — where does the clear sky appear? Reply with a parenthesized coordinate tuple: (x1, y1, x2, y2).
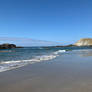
(0, 0, 92, 45)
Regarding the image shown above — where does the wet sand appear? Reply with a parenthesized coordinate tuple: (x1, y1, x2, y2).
(0, 53, 92, 92)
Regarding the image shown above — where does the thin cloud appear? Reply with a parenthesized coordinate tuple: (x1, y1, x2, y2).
(0, 37, 62, 46)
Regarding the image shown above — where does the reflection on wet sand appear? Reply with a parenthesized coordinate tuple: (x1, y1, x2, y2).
(78, 50, 92, 57)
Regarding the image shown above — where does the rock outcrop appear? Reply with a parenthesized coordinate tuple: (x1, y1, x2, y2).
(0, 43, 23, 49)
(74, 38, 92, 46)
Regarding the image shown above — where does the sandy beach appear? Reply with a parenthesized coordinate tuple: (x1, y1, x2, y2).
(0, 0, 92, 91)
(0, 53, 92, 92)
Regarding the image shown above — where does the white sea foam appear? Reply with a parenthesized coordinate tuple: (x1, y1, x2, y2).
(0, 50, 66, 72)
(54, 50, 66, 54)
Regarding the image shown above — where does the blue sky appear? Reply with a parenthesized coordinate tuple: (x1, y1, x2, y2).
(0, 0, 92, 45)
(0, 37, 62, 46)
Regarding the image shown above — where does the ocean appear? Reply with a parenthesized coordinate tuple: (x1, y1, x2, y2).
(0, 46, 92, 72)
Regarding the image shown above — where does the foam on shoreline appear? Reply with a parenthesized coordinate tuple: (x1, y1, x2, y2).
(0, 50, 66, 72)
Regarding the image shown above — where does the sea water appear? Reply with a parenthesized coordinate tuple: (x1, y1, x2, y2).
(0, 46, 92, 72)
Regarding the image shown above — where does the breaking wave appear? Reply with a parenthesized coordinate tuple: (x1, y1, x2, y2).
(0, 50, 66, 72)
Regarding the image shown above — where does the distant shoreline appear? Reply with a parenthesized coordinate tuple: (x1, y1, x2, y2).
(1, 38, 92, 49)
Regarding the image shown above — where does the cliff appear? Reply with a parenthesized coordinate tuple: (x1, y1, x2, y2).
(74, 38, 92, 46)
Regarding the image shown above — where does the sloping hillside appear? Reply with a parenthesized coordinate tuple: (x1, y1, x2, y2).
(74, 38, 92, 46)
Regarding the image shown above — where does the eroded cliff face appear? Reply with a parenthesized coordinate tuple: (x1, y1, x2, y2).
(74, 38, 92, 46)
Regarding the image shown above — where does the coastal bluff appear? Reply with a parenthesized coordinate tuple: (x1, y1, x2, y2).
(0, 43, 23, 49)
(74, 38, 92, 46)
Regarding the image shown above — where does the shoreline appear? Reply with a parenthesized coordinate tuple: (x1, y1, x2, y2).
(0, 54, 92, 92)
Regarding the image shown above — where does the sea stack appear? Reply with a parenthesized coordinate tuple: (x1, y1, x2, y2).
(74, 38, 92, 46)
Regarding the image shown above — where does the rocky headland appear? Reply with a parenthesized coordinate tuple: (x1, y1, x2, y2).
(74, 38, 92, 46)
(44, 38, 92, 48)
(0, 43, 23, 49)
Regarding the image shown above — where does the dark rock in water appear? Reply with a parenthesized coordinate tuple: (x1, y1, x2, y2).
(0, 43, 23, 49)
(42, 44, 75, 49)
(64, 44, 75, 47)
(54, 44, 75, 48)
(16, 46, 23, 48)
(0, 43, 16, 49)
